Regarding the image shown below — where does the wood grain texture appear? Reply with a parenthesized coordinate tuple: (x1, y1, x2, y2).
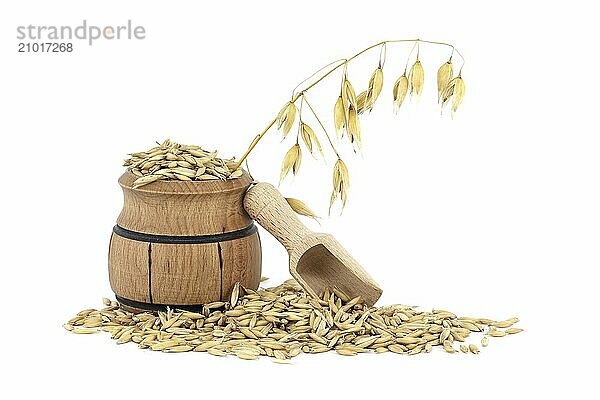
(220, 230, 262, 301)
(117, 171, 253, 236)
(150, 242, 221, 305)
(291, 234, 382, 307)
(115, 302, 153, 314)
(108, 233, 150, 303)
(109, 171, 262, 311)
(244, 182, 382, 306)
(109, 235, 262, 308)
(243, 182, 310, 252)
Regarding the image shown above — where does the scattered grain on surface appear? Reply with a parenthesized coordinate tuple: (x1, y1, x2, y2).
(65, 279, 522, 362)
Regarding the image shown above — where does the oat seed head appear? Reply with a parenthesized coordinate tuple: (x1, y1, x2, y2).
(333, 96, 346, 139)
(329, 158, 350, 213)
(437, 61, 453, 102)
(356, 91, 367, 114)
(408, 59, 425, 97)
(347, 106, 361, 151)
(440, 77, 456, 111)
(279, 144, 302, 184)
(276, 101, 297, 139)
(235, 40, 467, 211)
(451, 76, 466, 116)
(365, 66, 384, 112)
(299, 122, 324, 159)
(341, 79, 357, 120)
(393, 74, 409, 113)
(285, 197, 319, 220)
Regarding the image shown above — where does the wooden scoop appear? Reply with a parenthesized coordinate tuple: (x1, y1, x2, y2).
(244, 182, 382, 306)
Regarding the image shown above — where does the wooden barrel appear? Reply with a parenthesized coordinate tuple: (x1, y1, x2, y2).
(108, 171, 261, 312)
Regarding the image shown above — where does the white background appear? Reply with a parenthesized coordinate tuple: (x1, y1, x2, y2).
(1, 0, 598, 398)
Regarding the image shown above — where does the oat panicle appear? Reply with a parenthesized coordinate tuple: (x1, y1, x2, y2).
(205, 40, 466, 211)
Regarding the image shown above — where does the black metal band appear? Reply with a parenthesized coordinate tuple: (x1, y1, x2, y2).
(112, 223, 257, 244)
(116, 295, 205, 312)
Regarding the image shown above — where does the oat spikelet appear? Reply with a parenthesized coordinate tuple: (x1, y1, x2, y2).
(299, 122, 324, 158)
(364, 67, 384, 112)
(392, 74, 409, 113)
(437, 61, 453, 102)
(451, 76, 466, 116)
(333, 96, 345, 139)
(286, 197, 319, 220)
(408, 59, 425, 97)
(279, 144, 302, 184)
(440, 75, 466, 116)
(347, 106, 361, 151)
(356, 91, 367, 114)
(440, 79, 455, 110)
(276, 101, 297, 139)
(341, 79, 357, 117)
(329, 158, 350, 213)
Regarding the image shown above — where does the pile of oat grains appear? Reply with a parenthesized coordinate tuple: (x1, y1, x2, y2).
(64, 279, 522, 361)
(123, 139, 243, 189)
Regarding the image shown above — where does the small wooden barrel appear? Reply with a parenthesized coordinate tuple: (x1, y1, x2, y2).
(108, 171, 261, 312)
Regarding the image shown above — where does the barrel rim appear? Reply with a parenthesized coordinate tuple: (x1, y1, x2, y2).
(118, 170, 252, 195)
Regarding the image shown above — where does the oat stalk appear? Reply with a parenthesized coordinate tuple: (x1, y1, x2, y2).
(235, 38, 465, 170)
(302, 95, 340, 159)
(234, 39, 466, 212)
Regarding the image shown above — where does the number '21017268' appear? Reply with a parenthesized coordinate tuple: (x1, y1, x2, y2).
(18, 42, 73, 53)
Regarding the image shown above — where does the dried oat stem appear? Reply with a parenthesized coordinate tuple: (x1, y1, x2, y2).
(235, 117, 278, 171)
(291, 59, 348, 99)
(234, 38, 464, 170)
(405, 41, 418, 72)
(379, 42, 387, 68)
(296, 96, 304, 144)
(302, 95, 340, 158)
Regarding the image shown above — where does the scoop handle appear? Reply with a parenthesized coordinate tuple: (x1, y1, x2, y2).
(243, 182, 312, 253)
